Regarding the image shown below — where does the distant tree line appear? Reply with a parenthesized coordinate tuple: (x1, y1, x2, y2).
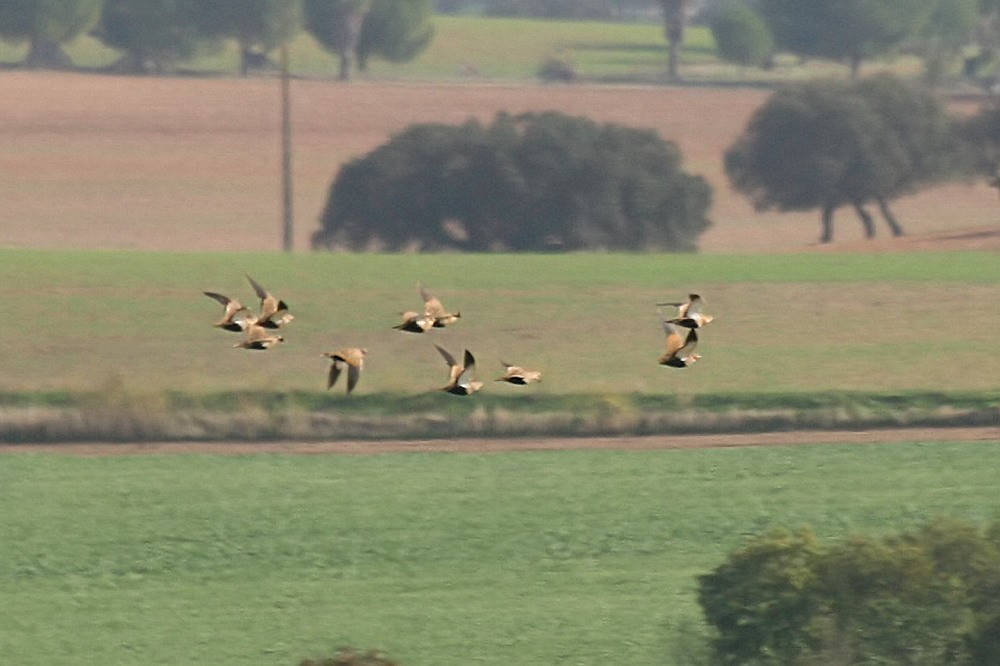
(0, 0, 434, 79)
(705, 0, 998, 84)
(7, 1, 1000, 85)
(435, 0, 1000, 85)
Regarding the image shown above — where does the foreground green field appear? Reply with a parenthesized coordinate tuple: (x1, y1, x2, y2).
(3, 440, 999, 665)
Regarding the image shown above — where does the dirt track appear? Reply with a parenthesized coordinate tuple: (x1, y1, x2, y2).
(3, 426, 997, 456)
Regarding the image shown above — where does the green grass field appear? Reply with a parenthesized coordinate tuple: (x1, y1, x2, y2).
(3, 440, 999, 665)
(1, 247, 997, 440)
(3, 248, 998, 395)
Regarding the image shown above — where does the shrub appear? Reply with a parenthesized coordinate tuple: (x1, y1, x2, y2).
(536, 56, 579, 82)
(697, 527, 823, 664)
(698, 517, 1000, 665)
(710, 4, 774, 69)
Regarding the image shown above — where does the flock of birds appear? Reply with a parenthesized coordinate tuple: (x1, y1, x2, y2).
(203, 276, 714, 396)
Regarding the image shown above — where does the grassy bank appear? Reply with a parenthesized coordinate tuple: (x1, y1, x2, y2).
(1, 389, 997, 443)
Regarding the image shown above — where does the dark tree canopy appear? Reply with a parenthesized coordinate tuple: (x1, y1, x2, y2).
(758, 0, 927, 78)
(304, 0, 432, 80)
(357, 0, 434, 71)
(312, 111, 712, 252)
(915, 0, 980, 82)
(851, 75, 961, 194)
(709, 3, 774, 69)
(725, 76, 960, 243)
(97, 0, 220, 73)
(196, 0, 302, 75)
(956, 101, 1000, 196)
(303, 0, 371, 80)
(0, 0, 103, 68)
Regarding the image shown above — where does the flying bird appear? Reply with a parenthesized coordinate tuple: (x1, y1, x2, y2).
(321, 347, 368, 394)
(393, 310, 436, 333)
(434, 344, 483, 395)
(656, 293, 713, 329)
(203, 291, 250, 332)
(658, 317, 700, 368)
(420, 285, 460, 328)
(495, 361, 542, 385)
(233, 320, 284, 350)
(246, 274, 293, 329)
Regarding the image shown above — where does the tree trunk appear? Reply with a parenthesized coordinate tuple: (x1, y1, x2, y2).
(820, 204, 835, 243)
(876, 196, 905, 237)
(661, 0, 687, 81)
(852, 202, 876, 238)
(240, 45, 251, 77)
(849, 52, 862, 81)
(335, 8, 367, 81)
(337, 51, 353, 81)
(25, 37, 73, 70)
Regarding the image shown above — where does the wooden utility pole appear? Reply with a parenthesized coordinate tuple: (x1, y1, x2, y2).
(280, 43, 293, 252)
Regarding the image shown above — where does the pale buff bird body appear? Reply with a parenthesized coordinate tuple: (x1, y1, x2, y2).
(321, 347, 368, 394)
(657, 293, 714, 329)
(246, 274, 293, 329)
(434, 344, 483, 395)
(496, 361, 542, 385)
(233, 320, 284, 350)
(658, 318, 700, 368)
(420, 285, 460, 328)
(203, 291, 250, 332)
(393, 310, 436, 333)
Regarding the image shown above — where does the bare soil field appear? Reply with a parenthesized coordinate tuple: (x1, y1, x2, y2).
(3, 426, 997, 456)
(2, 71, 997, 254)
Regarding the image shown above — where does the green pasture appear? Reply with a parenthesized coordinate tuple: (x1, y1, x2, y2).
(1, 247, 997, 440)
(3, 439, 1000, 665)
(2, 248, 998, 397)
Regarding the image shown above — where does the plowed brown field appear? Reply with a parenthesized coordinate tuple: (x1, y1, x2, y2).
(2, 71, 997, 254)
